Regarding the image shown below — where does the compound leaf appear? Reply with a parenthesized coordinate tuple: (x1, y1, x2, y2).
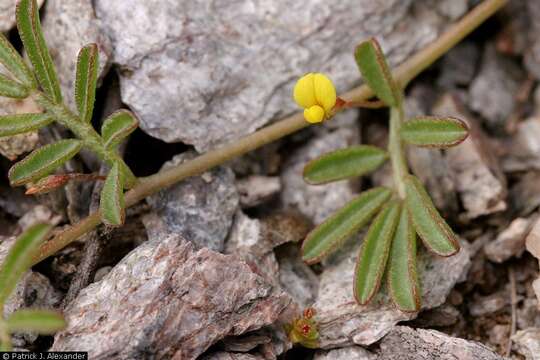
(303, 145, 388, 185)
(355, 38, 400, 107)
(302, 187, 392, 264)
(100, 161, 125, 226)
(0, 34, 35, 87)
(405, 175, 460, 256)
(7, 309, 66, 334)
(401, 116, 469, 148)
(387, 206, 420, 312)
(16, 0, 62, 102)
(101, 110, 139, 149)
(0, 73, 29, 99)
(75, 44, 99, 123)
(0, 113, 53, 137)
(354, 200, 400, 305)
(9, 139, 82, 186)
(0, 223, 51, 305)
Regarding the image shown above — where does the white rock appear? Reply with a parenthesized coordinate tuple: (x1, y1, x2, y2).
(96, 0, 466, 150)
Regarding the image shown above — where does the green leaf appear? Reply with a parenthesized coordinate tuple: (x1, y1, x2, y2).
(16, 0, 62, 102)
(404, 175, 460, 256)
(75, 44, 99, 123)
(303, 145, 388, 185)
(100, 161, 125, 226)
(354, 38, 400, 107)
(401, 116, 469, 148)
(354, 200, 400, 305)
(0, 113, 53, 137)
(387, 205, 420, 312)
(7, 309, 66, 334)
(8, 139, 82, 186)
(0, 34, 35, 88)
(302, 187, 392, 264)
(0, 73, 29, 98)
(0, 224, 51, 305)
(101, 110, 139, 149)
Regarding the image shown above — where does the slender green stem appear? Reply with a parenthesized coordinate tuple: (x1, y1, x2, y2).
(388, 105, 408, 198)
(33, 92, 137, 188)
(32, 0, 507, 265)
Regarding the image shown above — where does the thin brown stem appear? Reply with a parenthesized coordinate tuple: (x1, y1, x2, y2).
(344, 99, 386, 109)
(32, 0, 508, 265)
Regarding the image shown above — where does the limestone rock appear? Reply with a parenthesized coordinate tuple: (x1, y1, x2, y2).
(313, 237, 471, 348)
(469, 45, 523, 130)
(146, 152, 238, 252)
(0, 0, 44, 32)
(512, 328, 540, 360)
(52, 234, 290, 359)
(95, 0, 468, 151)
(484, 217, 534, 263)
(378, 326, 504, 360)
(41, 0, 112, 111)
(314, 346, 375, 360)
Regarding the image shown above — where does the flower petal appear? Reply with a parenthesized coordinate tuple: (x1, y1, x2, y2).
(304, 105, 325, 123)
(313, 73, 336, 113)
(293, 73, 317, 109)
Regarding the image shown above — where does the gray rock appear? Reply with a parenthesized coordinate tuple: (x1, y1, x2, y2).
(281, 119, 358, 225)
(52, 234, 290, 359)
(437, 42, 480, 89)
(146, 152, 238, 252)
(96, 0, 467, 151)
(0, 0, 44, 32)
(526, 218, 540, 304)
(525, 1, 540, 80)
(502, 117, 540, 172)
(434, 0, 468, 20)
(201, 353, 264, 360)
(517, 299, 540, 330)
(277, 245, 319, 309)
(484, 217, 534, 263)
(410, 304, 461, 328)
(313, 236, 471, 348)
(314, 346, 376, 360)
(469, 46, 522, 130)
(434, 94, 507, 218)
(509, 172, 540, 216)
(378, 326, 504, 360)
(17, 205, 62, 231)
(226, 210, 313, 305)
(225, 211, 279, 283)
(237, 175, 281, 208)
(41, 0, 112, 112)
(512, 328, 540, 360)
(469, 291, 508, 317)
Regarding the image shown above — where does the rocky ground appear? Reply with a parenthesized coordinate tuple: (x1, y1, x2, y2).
(1, 0, 540, 359)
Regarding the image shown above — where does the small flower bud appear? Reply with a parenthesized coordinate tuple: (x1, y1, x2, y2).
(304, 105, 325, 123)
(293, 73, 336, 124)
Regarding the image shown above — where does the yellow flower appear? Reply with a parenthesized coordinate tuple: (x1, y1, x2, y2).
(293, 73, 337, 124)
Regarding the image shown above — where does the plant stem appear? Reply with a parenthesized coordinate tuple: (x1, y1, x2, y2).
(33, 92, 137, 188)
(32, 0, 507, 265)
(388, 105, 408, 198)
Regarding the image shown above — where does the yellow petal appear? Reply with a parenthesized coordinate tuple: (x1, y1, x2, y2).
(293, 73, 317, 109)
(304, 105, 325, 123)
(313, 73, 336, 113)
